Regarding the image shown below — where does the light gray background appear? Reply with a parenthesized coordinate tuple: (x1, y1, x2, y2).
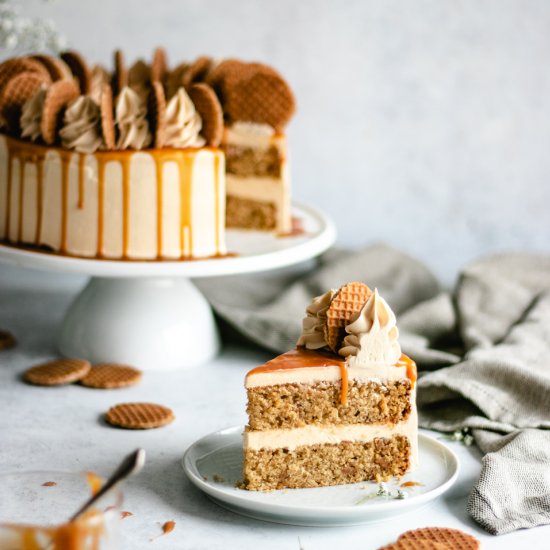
(18, 0, 550, 283)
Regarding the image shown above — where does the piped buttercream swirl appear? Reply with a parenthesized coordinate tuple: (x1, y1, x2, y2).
(339, 288, 401, 365)
(59, 96, 103, 153)
(164, 87, 205, 148)
(20, 86, 47, 142)
(115, 86, 152, 150)
(296, 289, 335, 350)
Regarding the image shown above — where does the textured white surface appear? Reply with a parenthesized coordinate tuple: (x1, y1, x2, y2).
(14, 0, 550, 282)
(1, 265, 549, 548)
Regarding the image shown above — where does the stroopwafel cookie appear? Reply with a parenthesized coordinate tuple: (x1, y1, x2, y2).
(104, 402, 175, 429)
(23, 358, 91, 386)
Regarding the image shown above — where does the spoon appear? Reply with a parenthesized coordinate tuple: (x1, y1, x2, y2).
(69, 448, 146, 522)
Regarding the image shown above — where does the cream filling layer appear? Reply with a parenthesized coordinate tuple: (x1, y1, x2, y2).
(223, 123, 285, 151)
(226, 166, 291, 233)
(244, 403, 418, 470)
(245, 364, 409, 388)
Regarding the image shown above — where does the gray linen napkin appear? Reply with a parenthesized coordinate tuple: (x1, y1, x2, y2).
(197, 244, 550, 535)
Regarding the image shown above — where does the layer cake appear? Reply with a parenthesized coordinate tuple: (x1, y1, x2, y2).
(0, 50, 296, 259)
(243, 282, 418, 491)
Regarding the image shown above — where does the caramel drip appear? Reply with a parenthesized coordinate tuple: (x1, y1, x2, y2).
(121, 156, 130, 258)
(4, 146, 13, 238)
(339, 362, 349, 406)
(155, 156, 163, 258)
(177, 154, 194, 257)
(35, 158, 43, 243)
(214, 151, 221, 253)
(17, 159, 25, 242)
(60, 152, 71, 253)
(96, 158, 106, 257)
(4, 137, 49, 245)
(77, 153, 85, 209)
(397, 354, 417, 386)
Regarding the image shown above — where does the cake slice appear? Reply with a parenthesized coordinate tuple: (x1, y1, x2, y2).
(243, 282, 418, 491)
(222, 122, 291, 234)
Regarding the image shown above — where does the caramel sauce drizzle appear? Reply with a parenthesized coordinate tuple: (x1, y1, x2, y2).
(7, 472, 107, 550)
(2, 136, 224, 260)
(97, 157, 106, 257)
(35, 158, 43, 243)
(247, 348, 417, 406)
(60, 152, 70, 253)
(214, 151, 221, 254)
(17, 159, 25, 242)
(156, 156, 164, 256)
(77, 153, 85, 209)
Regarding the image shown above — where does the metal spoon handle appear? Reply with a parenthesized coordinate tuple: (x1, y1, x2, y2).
(69, 448, 146, 522)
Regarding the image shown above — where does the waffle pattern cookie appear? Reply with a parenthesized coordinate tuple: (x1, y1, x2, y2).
(80, 363, 142, 389)
(32, 54, 71, 81)
(149, 81, 167, 148)
(189, 83, 223, 147)
(325, 282, 372, 352)
(379, 527, 481, 550)
(60, 50, 91, 94)
(0, 71, 49, 134)
(224, 63, 295, 130)
(41, 79, 80, 144)
(23, 358, 91, 386)
(105, 402, 175, 429)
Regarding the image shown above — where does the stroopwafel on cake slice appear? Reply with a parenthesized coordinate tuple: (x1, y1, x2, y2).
(105, 402, 174, 429)
(324, 282, 372, 352)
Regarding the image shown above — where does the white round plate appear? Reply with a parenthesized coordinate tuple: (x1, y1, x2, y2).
(0, 201, 335, 278)
(182, 426, 460, 527)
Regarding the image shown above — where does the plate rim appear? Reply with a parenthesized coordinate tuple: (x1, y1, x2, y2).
(182, 425, 460, 520)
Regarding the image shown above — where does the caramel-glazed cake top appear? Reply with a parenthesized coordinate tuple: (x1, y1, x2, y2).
(0, 48, 296, 154)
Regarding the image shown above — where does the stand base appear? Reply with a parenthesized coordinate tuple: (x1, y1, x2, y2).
(58, 277, 220, 370)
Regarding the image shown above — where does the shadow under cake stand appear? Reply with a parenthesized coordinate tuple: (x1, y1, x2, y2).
(0, 202, 335, 370)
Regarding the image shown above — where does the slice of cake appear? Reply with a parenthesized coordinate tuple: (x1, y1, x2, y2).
(243, 282, 417, 491)
(223, 122, 291, 234)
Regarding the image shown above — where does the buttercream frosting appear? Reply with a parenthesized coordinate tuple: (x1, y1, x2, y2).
(339, 288, 401, 366)
(164, 87, 205, 148)
(115, 86, 152, 150)
(296, 289, 335, 350)
(59, 96, 103, 153)
(20, 86, 47, 142)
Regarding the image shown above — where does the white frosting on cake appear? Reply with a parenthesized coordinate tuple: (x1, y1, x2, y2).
(0, 135, 226, 259)
(339, 288, 402, 366)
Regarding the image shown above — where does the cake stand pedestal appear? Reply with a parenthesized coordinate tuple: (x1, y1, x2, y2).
(0, 202, 335, 370)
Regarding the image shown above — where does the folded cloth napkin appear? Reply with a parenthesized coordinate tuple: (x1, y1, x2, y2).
(197, 244, 550, 535)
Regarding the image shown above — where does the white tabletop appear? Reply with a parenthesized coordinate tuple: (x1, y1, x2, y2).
(0, 264, 548, 550)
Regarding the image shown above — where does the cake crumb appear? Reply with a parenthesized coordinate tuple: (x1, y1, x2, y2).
(42, 481, 57, 487)
(120, 511, 133, 519)
(213, 474, 225, 483)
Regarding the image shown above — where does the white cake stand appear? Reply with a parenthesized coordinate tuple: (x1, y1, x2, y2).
(0, 202, 335, 370)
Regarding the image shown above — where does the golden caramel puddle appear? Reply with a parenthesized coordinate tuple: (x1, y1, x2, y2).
(2, 472, 109, 550)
